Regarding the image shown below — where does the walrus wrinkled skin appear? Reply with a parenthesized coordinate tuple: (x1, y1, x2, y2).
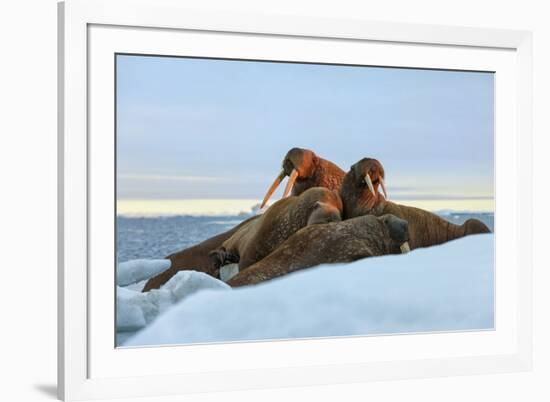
(227, 214, 409, 287)
(340, 158, 491, 250)
(142, 215, 259, 292)
(211, 187, 344, 271)
(260, 147, 345, 208)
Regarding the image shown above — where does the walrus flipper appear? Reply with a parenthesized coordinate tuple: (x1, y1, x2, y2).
(209, 247, 240, 270)
(462, 218, 491, 235)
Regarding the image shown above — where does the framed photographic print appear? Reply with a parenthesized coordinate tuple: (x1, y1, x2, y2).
(58, 0, 533, 400)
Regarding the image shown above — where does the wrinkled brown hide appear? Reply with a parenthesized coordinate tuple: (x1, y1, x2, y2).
(340, 158, 491, 250)
(373, 201, 491, 250)
(141, 215, 259, 292)
(228, 214, 409, 287)
(212, 187, 343, 271)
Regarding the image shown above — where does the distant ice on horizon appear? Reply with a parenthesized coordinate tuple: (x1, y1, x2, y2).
(117, 198, 494, 218)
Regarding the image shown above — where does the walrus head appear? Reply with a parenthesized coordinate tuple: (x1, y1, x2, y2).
(380, 214, 410, 253)
(260, 148, 319, 208)
(340, 158, 388, 219)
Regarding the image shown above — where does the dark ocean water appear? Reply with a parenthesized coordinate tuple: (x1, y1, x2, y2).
(116, 212, 494, 263)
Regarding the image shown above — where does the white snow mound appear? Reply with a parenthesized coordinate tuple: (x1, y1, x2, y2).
(116, 270, 230, 335)
(117, 259, 171, 286)
(123, 234, 495, 347)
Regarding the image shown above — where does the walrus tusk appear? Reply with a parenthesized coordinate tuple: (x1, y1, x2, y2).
(260, 169, 286, 209)
(380, 177, 389, 200)
(282, 169, 299, 198)
(400, 242, 411, 253)
(365, 174, 376, 197)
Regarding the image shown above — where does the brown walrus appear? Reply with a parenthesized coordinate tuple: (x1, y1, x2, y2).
(340, 158, 491, 250)
(141, 215, 259, 292)
(211, 187, 344, 271)
(260, 147, 346, 208)
(143, 148, 345, 292)
(227, 214, 410, 287)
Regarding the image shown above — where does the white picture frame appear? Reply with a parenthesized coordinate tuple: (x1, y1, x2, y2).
(58, 0, 533, 400)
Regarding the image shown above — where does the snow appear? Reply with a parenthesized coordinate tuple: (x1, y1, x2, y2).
(121, 234, 494, 347)
(116, 259, 171, 286)
(116, 270, 230, 341)
(116, 287, 147, 331)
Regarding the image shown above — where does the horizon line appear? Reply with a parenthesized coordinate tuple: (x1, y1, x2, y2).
(116, 198, 495, 217)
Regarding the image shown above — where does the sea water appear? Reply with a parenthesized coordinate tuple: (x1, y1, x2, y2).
(116, 211, 494, 263)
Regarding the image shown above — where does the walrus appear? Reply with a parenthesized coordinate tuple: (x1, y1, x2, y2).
(227, 214, 410, 287)
(260, 147, 346, 208)
(340, 157, 491, 250)
(142, 215, 260, 292)
(211, 187, 344, 271)
(143, 148, 345, 292)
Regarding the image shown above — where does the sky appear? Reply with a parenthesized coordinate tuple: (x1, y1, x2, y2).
(116, 54, 494, 213)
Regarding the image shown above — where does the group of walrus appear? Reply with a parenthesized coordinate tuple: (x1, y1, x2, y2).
(142, 148, 490, 292)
